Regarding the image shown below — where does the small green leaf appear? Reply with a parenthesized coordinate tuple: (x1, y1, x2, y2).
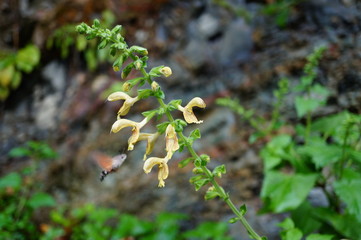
(129, 45, 148, 55)
(28, 192, 56, 208)
(228, 217, 239, 224)
(178, 157, 194, 168)
(239, 204, 247, 215)
(93, 19, 100, 28)
(142, 109, 157, 119)
(8, 146, 30, 157)
(189, 129, 201, 140)
(137, 89, 153, 99)
(295, 96, 321, 118)
(149, 66, 164, 78)
(173, 119, 187, 132)
(167, 99, 182, 111)
(0, 172, 22, 189)
(98, 39, 108, 49)
(205, 188, 220, 200)
(212, 164, 226, 178)
(156, 122, 170, 134)
(193, 178, 210, 191)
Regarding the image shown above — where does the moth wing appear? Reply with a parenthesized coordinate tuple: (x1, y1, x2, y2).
(112, 154, 127, 169)
(92, 152, 113, 172)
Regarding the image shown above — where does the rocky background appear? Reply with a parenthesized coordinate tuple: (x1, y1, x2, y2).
(1, 0, 361, 239)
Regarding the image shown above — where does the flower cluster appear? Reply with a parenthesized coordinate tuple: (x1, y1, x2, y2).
(108, 67, 206, 187)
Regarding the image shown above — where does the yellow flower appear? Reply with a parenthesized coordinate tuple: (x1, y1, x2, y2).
(165, 124, 179, 157)
(143, 155, 170, 187)
(178, 97, 206, 124)
(160, 66, 172, 77)
(107, 91, 139, 116)
(138, 132, 160, 160)
(111, 118, 148, 150)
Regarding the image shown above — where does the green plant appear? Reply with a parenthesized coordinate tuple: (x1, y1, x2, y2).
(261, 0, 307, 27)
(47, 10, 116, 71)
(0, 45, 40, 100)
(76, 20, 265, 239)
(0, 141, 57, 239)
(218, 47, 361, 239)
(46, 203, 231, 240)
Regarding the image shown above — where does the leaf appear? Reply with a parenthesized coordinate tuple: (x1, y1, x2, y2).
(28, 192, 56, 208)
(305, 234, 334, 240)
(334, 179, 361, 222)
(313, 208, 361, 239)
(296, 139, 342, 168)
(260, 134, 292, 171)
(294, 96, 321, 118)
(8, 146, 30, 157)
(291, 201, 321, 235)
(149, 65, 164, 78)
(15, 45, 40, 73)
(189, 128, 201, 140)
(260, 171, 317, 213)
(0, 172, 22, 189)
(178, 157, 194, 168)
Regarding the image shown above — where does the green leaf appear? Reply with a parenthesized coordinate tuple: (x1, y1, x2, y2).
(239, 204, 247, 216)
(189, 128, 201, 140)
(137, 89, 153, 99)
(212, 164, 226, 178)
(296, 138, 342, 168)
(156, 122, 170, 134)
(142, 109, 157, 119)
(295, 96, 321, 118)
(205, 188, 220, 200)
(313, 208, 361, 239)
(149, 65, 164, 78)
(260, 134, 292, 170)
(28, 192, 56, 208)
(15, 45, 40, 73)
(8, 146, 30, 157)
(334, 179, 361, 222)
(305, 234, 334, 240)
(129, 45, 148, 55)
(279, 218, 303, 240)
(261, 171, 317, 213)
(173, 119, 187, 132)
(178, 157, 194, 168)
(167, 99, 182, 111)
(0, 172, 22, 189)
(291, 201, 321, 235)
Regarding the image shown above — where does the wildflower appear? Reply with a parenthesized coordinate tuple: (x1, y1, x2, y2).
(160, 66, 172, 77)
(107, 91, 139, 116)
(177, 97, 206, 124)
(143, 155, 171, 187)
(138, 132, 160, 160)
(111, 118, 148, 150)
(165, 124, 179, 157)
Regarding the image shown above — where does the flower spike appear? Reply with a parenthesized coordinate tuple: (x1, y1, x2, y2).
(178, 97, 206, 124)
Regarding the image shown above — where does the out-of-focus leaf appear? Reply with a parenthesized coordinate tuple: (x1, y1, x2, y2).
(261, 171, 317, 213)
(28, 192, 56, 208)
(0, 172, 22, 189)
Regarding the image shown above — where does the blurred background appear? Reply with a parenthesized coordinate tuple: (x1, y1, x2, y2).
(1, 0, 360, 239)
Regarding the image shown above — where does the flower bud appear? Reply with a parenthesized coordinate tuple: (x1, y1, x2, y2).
(160, 66, 172, 77)
(151, 81, 160, 91)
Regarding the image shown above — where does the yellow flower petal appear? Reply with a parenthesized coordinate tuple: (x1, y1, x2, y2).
(165, 124, 179, 153)
(138, 132, 160, 160)
(107, 91, 139, 116)
(111, 118, 148, 151)
(178, 97, 206, 124)
(143, 155, 170, 187)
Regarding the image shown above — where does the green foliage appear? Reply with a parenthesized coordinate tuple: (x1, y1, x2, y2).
(0, 44, 40, 100)
(261, 0, 306, 27)
(47, 10, 116, 71)
(8, 141, 58, 160)
(219, 46, 361, 238)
